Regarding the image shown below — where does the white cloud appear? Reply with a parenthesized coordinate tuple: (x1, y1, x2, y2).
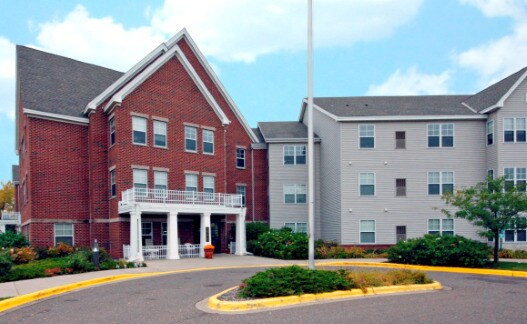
(35, 5, 165, 71)
(455, 0, 527, 85)
(0, 37, 15, 120)
(366, 67, 452, 96)
(150, 0, 424, 62)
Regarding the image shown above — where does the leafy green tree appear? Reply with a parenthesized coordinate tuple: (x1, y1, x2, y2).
(0, 181, 14, 212)
(441, 177, 527, 263)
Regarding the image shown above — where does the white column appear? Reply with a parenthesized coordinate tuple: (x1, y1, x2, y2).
(200, 212, 211, 257)
(129, 207, 143, 261)
(235, 208, 247, 255)
(167, 212, 180, 260)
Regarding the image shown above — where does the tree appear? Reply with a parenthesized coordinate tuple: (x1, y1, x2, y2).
(0, 181, 15, 212)
(440, 177, 527, 264)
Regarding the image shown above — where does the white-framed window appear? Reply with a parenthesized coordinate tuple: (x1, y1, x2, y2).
(236, 185, 246, 206)
(359, 173, 375, 196)
(486, 120, 494, 145)
(504, 167, 527, 191)
(141, 222, 153, 246)
(428, 219, 454, 235)
(236, 148, 246, 169)
(359, 124, 375, 148)
(132, 116, 147, 145)
(185, 126, 197, 152)
(428, 171, 454, 195)
(109, 118, 116, 146)
(505, 228, 527, 242)
(133, 169, 148, 196)
(185, 174, 198, 192)
(360, 220, 375, 243)
(154, 171, 168, 198)
(285, 222, 307, 233)
(203, 129, 214, 154)
(203, 175, 215, 200)
(283, 145, 307, 165)
(110, 169, 116, 198)
(428, 123, 454, 148)
(504, 117, 527, 143)
(284, 184, 307, 204)
(54, 223, 74, 246)
(153, 120, 167, 148)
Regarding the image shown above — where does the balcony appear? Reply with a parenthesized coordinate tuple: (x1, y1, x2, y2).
(119, 188, 243, 214)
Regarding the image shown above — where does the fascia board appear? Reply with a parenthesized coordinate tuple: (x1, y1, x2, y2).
(334, 115, 487, 122)
(496, 69, 527, 107)
(24, 108, 90, 125)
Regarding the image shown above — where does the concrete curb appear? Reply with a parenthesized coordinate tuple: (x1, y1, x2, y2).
(207, 281, 443, 312)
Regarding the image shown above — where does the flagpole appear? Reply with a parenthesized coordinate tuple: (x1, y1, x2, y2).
(307, 0, 315, 270)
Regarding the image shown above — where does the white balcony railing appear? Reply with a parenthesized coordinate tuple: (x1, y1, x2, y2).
(121, 188, 243, 208)
(123, 244, 201, 260)
(1, 212, 21, 221)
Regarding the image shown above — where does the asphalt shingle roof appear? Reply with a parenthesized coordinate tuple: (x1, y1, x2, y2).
(258, 122, 319, 140)
(463, 67, 527, 112)
(313, 95, 474, 117)
(251, 127, 265, 143)
(12, 165, 19, 183)
(17, 46, 123, 118)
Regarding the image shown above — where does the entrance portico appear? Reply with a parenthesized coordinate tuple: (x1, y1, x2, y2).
(119, 188, 246, 261)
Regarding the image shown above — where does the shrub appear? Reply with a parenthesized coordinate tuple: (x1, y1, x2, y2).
(239, 265, 351, 298)
(67, 252, 95, 272)
(10, 247, 38, 264)
(0, 232, 30, 248)
(387, 234, 490, 267)
(499, 249, 527, 259)
(251, 228, 308, 260)
(34, 246, 50, 260)
(246, 222, 270, 241)
(0, 253, 13, 277)
(48, 242, 75, 257)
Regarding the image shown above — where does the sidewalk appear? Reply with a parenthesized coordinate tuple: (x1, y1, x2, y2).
(0, 255, 387, 298)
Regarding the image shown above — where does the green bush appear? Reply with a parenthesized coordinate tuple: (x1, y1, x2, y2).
(387, 234, 490, 267)
(0, 253, 13, 277)
(246, 222, 270, 241)
(0, 232, 30, 248)
(239, 265, 351, 298)
(10, 247, 38, 264)
(251, 228, 308, 260)
(67, 252, 95, 272)
(0, 257, 72, 282)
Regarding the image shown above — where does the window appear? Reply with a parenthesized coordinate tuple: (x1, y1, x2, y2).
(132, 116, 147, 145)
(504, 118, 527, 143)
(185, 126, 197, 152)
(504, 168, 527, 191)
(359, 124, 375, 148)
(487, 169, 494, 190)
(153, 120, 167, 148)
(284, 184, 307, 204)
(141, 222, 153, 246)
(185, 174, 198, 192)
(110, 170, 116, 198)
(283, 145, 307, 165)
(109, 118, 116, 146)
(428, 124, 453, 147)
(360, 220, 375, 243)
(236, 185, 246, 206)
(285, 222, 307, 233)
(359, 173, 375, 196)
(396, 178, 406, 197)
(236, 148, 246, 168)
(428, 219, 454, 235)
(486, 120, 494, 145)
(133, 169, 148, 196)
(203, 176, 215, 200)
(395, 131, 406, 149)
(55, 223, 74, 246)
(428, 172, 454, 195)
(154, 171, 167, 197)
(203, 129, 214, 154)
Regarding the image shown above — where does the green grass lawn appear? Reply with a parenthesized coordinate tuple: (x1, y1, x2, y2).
(488, 261, 527, 271)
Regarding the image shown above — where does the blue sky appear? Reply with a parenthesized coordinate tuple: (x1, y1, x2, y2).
(1, 0, 527, 183)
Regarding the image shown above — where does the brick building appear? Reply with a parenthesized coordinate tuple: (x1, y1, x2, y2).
(14, 30, 268, 259)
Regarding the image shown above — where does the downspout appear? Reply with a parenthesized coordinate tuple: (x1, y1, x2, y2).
(88, 111, 93, 244)
(223, 125, 228, 193)
(251, 148, 255, 222)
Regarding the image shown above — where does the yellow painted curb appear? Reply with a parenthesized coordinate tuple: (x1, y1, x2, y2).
(207, 281, 443, 312)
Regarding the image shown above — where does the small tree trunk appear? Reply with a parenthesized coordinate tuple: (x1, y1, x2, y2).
(494, 231, 499, 264)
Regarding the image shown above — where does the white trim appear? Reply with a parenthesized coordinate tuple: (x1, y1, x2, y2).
(502, 117, 527, 143)
(153, 167, 170, 172)
(359, 172, 376, 197)
(54, 223, 74, 246)
(283, 184, 307, 204)
(152, 116, 169, 122)
(426, 123, 455, 148)
(131, 165, 149, 170)
(427, 171, 455, 196)
(153, 119, 168, 149)
(427, 218, 455, 235)
(263, 138, 321, 143)
(486, 120, 494, 146)
(23, 108, 90, 125)
(358, 124, 375, 149)
(184, 170, 199, 175)
(283, 144, 307, 165)
(461, 102, 477, 113)
(359, 220, 376, 244)
(479, 70, 527, 114)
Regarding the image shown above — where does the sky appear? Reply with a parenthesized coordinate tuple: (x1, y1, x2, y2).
(0, 0, 527, 183)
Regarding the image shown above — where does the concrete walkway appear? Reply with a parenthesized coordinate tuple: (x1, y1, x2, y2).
(0, 255, 387, 298)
